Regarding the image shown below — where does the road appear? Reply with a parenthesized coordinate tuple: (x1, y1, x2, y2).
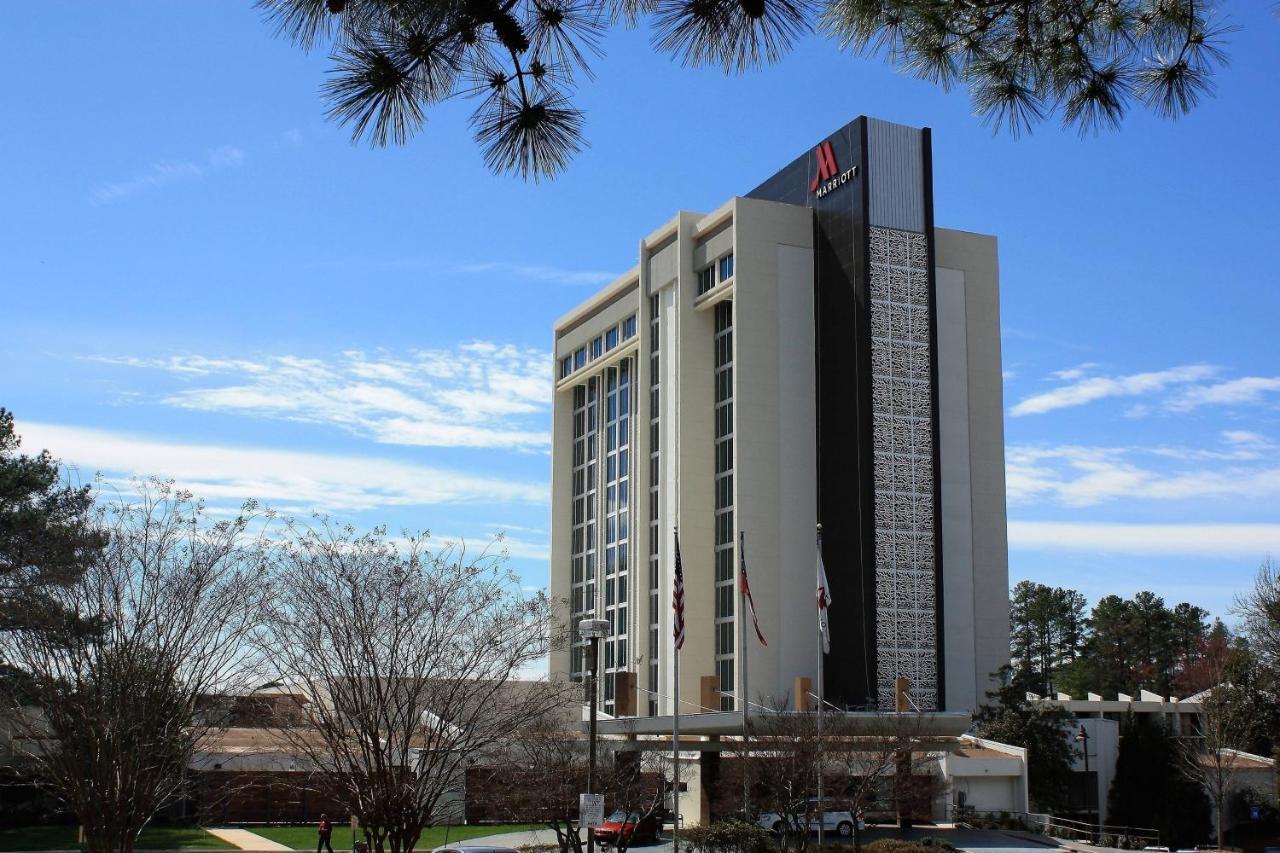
(454, 825, 1062, 853)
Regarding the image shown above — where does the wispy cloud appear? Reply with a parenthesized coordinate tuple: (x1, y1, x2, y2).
(451, 261, 620, 287)
(89, 146, 245, 206)
(1166, 376, 1280, 412)
(1008, 521, 1280, 557)
(87, 342, 551, 450)
(1012, 363, 1280, 417)
(1049, 362, 1101, 381)
(21, 422, 546, 514)
(1006, 438, 1280, 507)
(427, 529, 549, 561)
(1010, 364, 1217, 416)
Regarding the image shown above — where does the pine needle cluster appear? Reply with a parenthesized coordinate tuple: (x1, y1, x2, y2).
(259, 0, 1231, 179)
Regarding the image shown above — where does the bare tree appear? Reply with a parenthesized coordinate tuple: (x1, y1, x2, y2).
(263, 522, 568, 853)
(742, 703, 826, 852)
(827, 712, 934, 852)
(1235, 556, 1280, 673)
(0, 481, 271, 853)
(473, 713, 669, 853)
(1178, 686, 1256, 851)
(604, 737, 670, 853)
(719, 703, 936, 853)
(476, 713, 590, 853)
(475, 712, 590, 853)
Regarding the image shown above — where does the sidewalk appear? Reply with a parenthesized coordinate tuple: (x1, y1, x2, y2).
(204, 829, 294, 851)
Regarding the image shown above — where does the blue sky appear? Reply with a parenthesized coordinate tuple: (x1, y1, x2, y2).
(2, 2, 1278, 624)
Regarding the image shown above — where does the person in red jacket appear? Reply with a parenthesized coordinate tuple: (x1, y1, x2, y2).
(317, 814, 335, 853)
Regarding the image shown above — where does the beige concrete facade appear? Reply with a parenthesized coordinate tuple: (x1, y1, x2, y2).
(550, 195, 1008, 722)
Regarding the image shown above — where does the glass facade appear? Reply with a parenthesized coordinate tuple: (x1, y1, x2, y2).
(569, 379, 598, 680)
(568, 356, 635, 714)
(713, 300, 735, 711)
(601, 360, 632, 713)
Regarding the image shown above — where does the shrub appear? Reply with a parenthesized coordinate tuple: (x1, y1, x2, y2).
(919, 837, 955, 850)
(862, 840, 938, 853)
(684, 820, 773, 853)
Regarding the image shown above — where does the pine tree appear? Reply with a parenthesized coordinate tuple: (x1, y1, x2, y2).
(974, 666, 1077, 812)
(1108, 713, 1212, 847)
(0, 408, 106, 633)
(257, 0, 1234, 179)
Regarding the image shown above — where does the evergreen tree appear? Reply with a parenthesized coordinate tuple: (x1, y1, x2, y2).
(1057, 591, 1212, 698)
(0, 408, 106, 632)
(1107, 713, 1212, 847)
(257, 0, 1234, 179)
(1010, 581, 1087, 697)
(974, 666, 1077, 812)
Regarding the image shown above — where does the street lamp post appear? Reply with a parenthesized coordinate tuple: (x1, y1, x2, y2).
(579, 617, 610, 853)
(1077, 725, 1096, 842)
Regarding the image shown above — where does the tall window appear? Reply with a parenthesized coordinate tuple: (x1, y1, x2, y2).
(647, 294, 661, 717)
(602, 359, 632, 714)
(718, 252, 734, 282)
(697, 267, 714, 295)
(570, 379, 599, 680)
(713, 300, 735, 711)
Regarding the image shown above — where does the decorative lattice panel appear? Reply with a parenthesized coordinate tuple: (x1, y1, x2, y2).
(869, 226, 938, 711)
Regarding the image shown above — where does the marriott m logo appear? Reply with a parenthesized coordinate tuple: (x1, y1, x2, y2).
(809, 141, 838, 192)
(808, 138, 857, 198)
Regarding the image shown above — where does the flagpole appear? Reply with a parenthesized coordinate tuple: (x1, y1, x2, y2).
(672, 634, 680, 853)
(815, 523, 825, 846)
(738, 531, 750, 815)
(672, 278, 682, 853)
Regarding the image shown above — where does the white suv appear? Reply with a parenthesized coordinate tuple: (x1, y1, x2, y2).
(758, 800, 865, 837)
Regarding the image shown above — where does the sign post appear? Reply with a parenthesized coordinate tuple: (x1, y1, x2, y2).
(580, 793, 605, 829)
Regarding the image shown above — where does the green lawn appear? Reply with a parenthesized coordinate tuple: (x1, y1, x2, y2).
(243, 824, 544, 851)
(0, 826, 235, 851)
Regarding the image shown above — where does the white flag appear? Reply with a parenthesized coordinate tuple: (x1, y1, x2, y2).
(817, 542, 832, 654)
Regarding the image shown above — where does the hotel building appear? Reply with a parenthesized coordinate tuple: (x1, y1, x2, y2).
(548, 116, 1009, 721)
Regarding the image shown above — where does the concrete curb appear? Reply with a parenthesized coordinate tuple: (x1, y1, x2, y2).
(998, 830, 1062, 848)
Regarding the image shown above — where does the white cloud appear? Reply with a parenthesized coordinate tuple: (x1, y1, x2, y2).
(1013, 363, 1280, 417)
(1006, 441, 1280, 507)
(1166, 377, 1280, 412)
(1050, 362, 1100, 381)
(451, 261, 620, 287)
(1223, 430, 1274, 450)
(89, 146, 245, 206)
(87, 343, 551, 450)
(1010, 364, 1217, 416)
(21, 422, 546, 513)
(428, 531, 549, 561)
(1008, 521, 1280, 557)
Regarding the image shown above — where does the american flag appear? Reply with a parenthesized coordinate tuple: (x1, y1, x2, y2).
(739, 533, 767, 646)
(672, 530, 685, 651)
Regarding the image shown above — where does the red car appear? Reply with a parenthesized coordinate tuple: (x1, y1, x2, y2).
(592, 811, 661, 845)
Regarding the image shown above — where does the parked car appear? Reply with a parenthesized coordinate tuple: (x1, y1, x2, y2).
(758, 801, 865, 837)
(593, 811, 662, 845)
